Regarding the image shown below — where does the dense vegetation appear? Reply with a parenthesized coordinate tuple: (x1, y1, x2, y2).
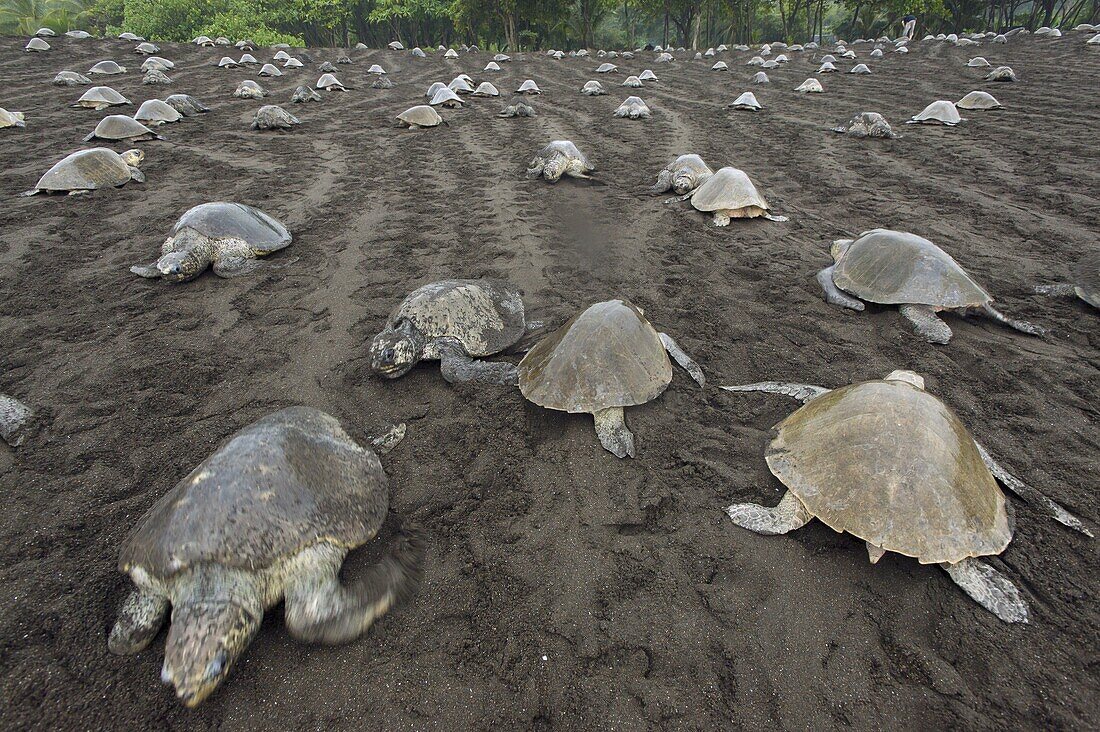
(2, 0, 1097, 48)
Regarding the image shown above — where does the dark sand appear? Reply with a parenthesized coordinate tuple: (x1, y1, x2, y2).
(0, 33, 1097, 731)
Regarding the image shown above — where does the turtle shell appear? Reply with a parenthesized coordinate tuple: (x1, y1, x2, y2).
(389, 279, 527, 357)
(472, 82, 499, 96)
(690, 167, 769, 214)
(956, 91, 1001, 110)
(118, 407, 388, 575)
(668, 154, 712, 179)
(76, 86, 130, 107)
(519, 299, 672, 414)
(1073, 252, 1100, 308)
(0, 108, 25, 128)
(86, 114, 159, 141)
(135, 99, 181, 124)
(54, 71, 91, 86)
(170, 202, 291, 253)
(764, 378, 1012, 564)
(88, 60, 125, 74)
(397, 105, 442, 127)
(833, 229, 991, 307)
(33, 148, 134, 191)
(536, 140, 591, 167)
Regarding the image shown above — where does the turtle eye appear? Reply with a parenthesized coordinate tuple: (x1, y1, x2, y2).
(383, 348, 395, 362)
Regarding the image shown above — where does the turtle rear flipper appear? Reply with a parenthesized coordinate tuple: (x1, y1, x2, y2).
(942, 558, 1029, 623)
(108, 588, 169, 654)
(650, 169, 672, 194)
(979, 303, 1044, 337)
(658, 332, 704, 387)
(900, 303, 953, 344)
(130, 168, 146, 183)
(437, 337, 518, 386)
(816, 266, 864, 310)
(720, 381, 830, 403)
(726, 490, 812, 534)
(131, 263, 162, 278)
(594, 407, 635, 459)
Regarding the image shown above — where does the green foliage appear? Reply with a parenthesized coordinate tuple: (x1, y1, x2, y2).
(117, 0, 302, 44)
(1, 0, 91, 34)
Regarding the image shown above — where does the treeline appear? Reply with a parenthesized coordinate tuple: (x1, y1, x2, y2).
(3, 0, 1098, 49)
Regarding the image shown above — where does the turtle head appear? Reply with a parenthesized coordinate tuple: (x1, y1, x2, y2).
(883, 369, 925, 390)
(154, 249, 207, 282)
(162, 599, 259, 707)
(830, 238, 854, 262)
(121, 149, 144, 167)
(671, 173, 696, 195)
(369, 321, 423, 378)
(542, 155, 567, 182)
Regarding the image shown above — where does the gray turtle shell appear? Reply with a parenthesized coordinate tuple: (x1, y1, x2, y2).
(164, 94, 209, 116)
(1073, 252, 1100, 308)
(533, 140, 592, 169)
(690, 166, 770, 215)
(33, 147, 135, 191)
(85, 114, 160, 141)
(118, 407, 388, 575)
(88, 60, 125, 74)
(833, 229, 991, 307)
(396, 105, 442, 127)
(76, 86, 130, 106)
(519, 299, 672, 414)
(389, 279, 527, 357)
(135, 99, 181, 123)
(171, 202, 292, 253)
(54, 71, 91, 86)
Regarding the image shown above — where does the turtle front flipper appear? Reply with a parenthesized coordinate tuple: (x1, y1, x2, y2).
(899, 304, 952, 343)
(211, 239, 261, 278)
(370, 423, 406, 455)
(285, 529, 425, 645)
(526, 160, 545, 178)
(726, 490, 812, 534)
(974, 442, 1093, 537)
(130, 263, 163, 278)
(594, 407, 635, 458)
(436, 337, 519, 386)
(1033, 283, 1076, 297)
(980, 303, 1045, 337)
(816, 266, 865, 310)
(941, 558, 1029, 624)
(658, 332, 705, 387)
(719, 381, 830, 403)
(650, 169, 672, 194)
(108, 587, 169, 655)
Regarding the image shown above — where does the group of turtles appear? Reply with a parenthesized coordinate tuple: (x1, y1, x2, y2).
(2, 28, 1097, 709)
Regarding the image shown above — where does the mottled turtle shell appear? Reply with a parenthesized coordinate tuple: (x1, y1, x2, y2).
(667, 154, 713, 180)
(397, 105, 442, 127)
(54, 70, 91, 86)
(690, 167, 770, 215)
(32, 147, 135, 191)
(535, 140, 591, 167)
(1073, 252, 1100, 308)
(118, 407, 388, 575)
(833, 229, 990, 307)
(86, 114, 159, 141)
(388, 279, 527, 357)
(171, 202, 292, 253)
(519, 299, 672, 414)
(764, 378, 1011, 564)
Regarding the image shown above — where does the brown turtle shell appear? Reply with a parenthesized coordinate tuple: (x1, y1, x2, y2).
(119, 407, 388, 575)
(834, 229, 991, 307)
(33, 147, 134, 191)
(519, 299, 672, 413)
(765, 379, 1011, 564)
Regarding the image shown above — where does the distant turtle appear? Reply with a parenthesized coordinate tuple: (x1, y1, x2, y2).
(194, 35, 214, 46)
(425, 81, 446, 98)
(747, 55, 765, 66)
(484, 61, 502, 71)
(83, 115, 163, 142)
(88, 60, 126, 75)
(164, 94, 209, 116)
(711, 61, 729, 71)
(135, 99, 182, 125)
(956, 91, 1002, 110)
(239, 53, 259, 65)
(316, 73, 347, 91)
(751, 71, 769, 84)
(596, 62, 618, 73)
(833, 111, 899, 138)
(218, 57, 240, 68)
(368, 64, 386, 74)
(252, 105, 300, 130)
(259, 63, 282, 77)
(25, 37, 50, 52)
(430, 87, 464, 108)
(516, 79, 541, 94)
(795, 78, 823, 92)
(131, 202, 292, 281)
(34, 27, 55, 37)
(985, 66, 1017, 81)
(967, 56, 991, 67)
(493, 53, 511, 62)
(527, 140, 594, 182)
(107, 407, 423, 706)
(674, 166, 786, 225)
(650, 154, 713, 195)
(0, 395, 34, 447)
(614, 96, 650, 119)
(720, 370, 1090, 624)
(395, 105, 444, 129)
(444, 49, 458, 59)
(388, 41, 404, 50)
(850, 63, 871, 73)
(622, 75, 643, 88)
(336, 54, 352, 64)
(134, 42, 159, 54)
(369, 279, 538, 385)
(816, 229, 1043, 343)
(142, 69, 171, 85)
(581, 80, 606, 95)
(908, 100, 963, 125)
(233, 80, 267, 99)
(499, 97, 536, 117)
(412, 48, 427, 58)
(66, 30, 91, 39)
(817, 61, 838, 72)
(1034, 251, 1100, 309)
(518, 299, 704, 458)
(292, 85, 323, 103)
(656, 52, 673, 62)
(0, 107, 26, 128)
(54, 71, 91, 86)
(727, 91, 761, 110)
(472, 82, 499, 97)
(371, 76, 394, 89)
(283, 58, 303, 68)
(119, 32, 143, 41)
(318, 61, 337, 73)
(22, 147, 145, 196)
(638, 69, 658, 81)
(141, 56, 174, 71)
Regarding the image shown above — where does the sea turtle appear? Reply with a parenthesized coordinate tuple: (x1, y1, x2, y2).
(21, 147, 145, 196)
(88, 60, 126, 75)
(870, 49, 883, 58)
(430, 88, 464, 108)
(526, 140, 594, 183)
(141, 57, 174, 72)
(638, 69, 658, 81)
(252, 105, 300, 130)
(795, 78, 824, 92)
(25, 38, 50, 52)
(493, 53, 511, 62)
(425, 82, 446, 98)
(142, 69, 172, 85)
(283, 58, 303, 69)
(1088, 33, 1100, 44)
(908, 100, 963, 125)
(318, 61, 337, 73)
(118, 33, 144, 42)
(239, 53, 259, 65)
(444, 49, 459, 59)
(336, 54, 352, 64)
(131, 202, 292, 281)
(833, 112, 899, 138)
(135, 99, 182, 125)
(596, 62, 618, 73)
(817, 61, 838, 72)
(1033, 251, 1100, 309)
(850, 63, 871, 73)
(259, 63, 283, 77)
(674, 166, 786, 225)
(499, 97, 536, 117)
(233, 80, 267, 99)
(614, 96, 650, 119)
(412, 48, 427, 58)
(66, 30, 91, 39)
(816, 229, 1043, 343)
(236, 39, 256, 49)
(720, 369, 1091, 623)
(656, 52, 674, 63)
(650, 154, 714, 195)
(35, 27, 55, 37)
(215, 37, 231, 45)
(83, 115, 163, 142)
(484, 61, 502, 71)
(747, 56, 765, 66)
(292, 85, 323, 103)
(448, 77, 474, 94)
(516, 80, 541, 94)
(218, 57, 240, 68)
(388, 41, 404, 50)
(395, 105, 444, 129)
(134, 42, 159, 55)
(194, 35, 214, 46)
(967, 56, 991, 67)
(316, 73, 347, 91)
(622, 75, 643, 88)
(164, 94, 209, 116)
(372, 76, 394, 89)
(727, 91, 761, 110)
(369, 279, 538, 385)
(581, 80, 606, 95)
(985, 66, 1017, 81)
(711, 61, 729, 71)
(518, 299, 704, 458)
(54, 71, 91, 86)
(472, 82, 499, 97)
(0, 108, 26, 128)
(107, 407, 423, 706)
(956, 91, 1002, 110)
(368, 64, 386, 75)
(751, 71, 770, 84)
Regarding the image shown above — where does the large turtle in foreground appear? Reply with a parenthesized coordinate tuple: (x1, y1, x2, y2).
(816, 229, 1043, 343)
(527, 140, 594, 182)
(1034, 251, 1100, 309)
(131, 202, 292, 281)
(650, 153, 713, 194)
(22, 147, 145, 195)
(369, 279, 540, 385)
(518, 299, 705, 458)
(108, 407, 424, 706)
(720, 370, 1092, 623)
